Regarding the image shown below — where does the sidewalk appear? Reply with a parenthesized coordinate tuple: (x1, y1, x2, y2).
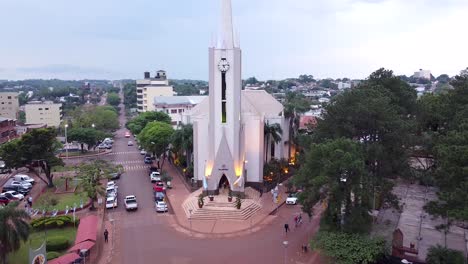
(164, 162, 305, 238)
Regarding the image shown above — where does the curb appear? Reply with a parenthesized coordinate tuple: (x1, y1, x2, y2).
(59, 150, 112, 159)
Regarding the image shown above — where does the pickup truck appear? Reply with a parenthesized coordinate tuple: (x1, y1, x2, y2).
(124, 195, 138, 211)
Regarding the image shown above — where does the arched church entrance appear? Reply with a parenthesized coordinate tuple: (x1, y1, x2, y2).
(218, 174, 230, 195)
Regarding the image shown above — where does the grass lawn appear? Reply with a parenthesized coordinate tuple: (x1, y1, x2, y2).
(51, 165, 77, 173)
(8, 227, 77, 264)
(33, 190, 88, 211)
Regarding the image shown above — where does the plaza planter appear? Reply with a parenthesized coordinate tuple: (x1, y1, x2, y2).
(209, 196, 214, 201)
(228, 196, 233, 202)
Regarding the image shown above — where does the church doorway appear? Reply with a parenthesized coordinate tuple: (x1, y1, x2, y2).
(218, 174, 230, 195)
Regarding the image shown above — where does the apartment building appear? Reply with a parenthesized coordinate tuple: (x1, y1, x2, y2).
(0, 117, 17, 144)
(136, 70, 174, 113)
(0, 92, 19, 119)
(25, 101, 63, 127)
(153, 96, 206, 127)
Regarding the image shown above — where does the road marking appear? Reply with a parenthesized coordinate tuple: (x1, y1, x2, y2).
(123, 165, 150, 171)
(0, 174, 10, 180)
(112, 160, 144, 165)
(108, 151, 141, 155)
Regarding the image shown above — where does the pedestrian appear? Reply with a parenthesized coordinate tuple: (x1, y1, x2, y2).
(27, 196, 33, 207)
(104, 229, 109, 243)
(294, 215, 298, 227)
(302, 244, 308, 253)
(259, 188, 263, 197)
(284, 223, 289, 234)
(298, 214, 302, 225)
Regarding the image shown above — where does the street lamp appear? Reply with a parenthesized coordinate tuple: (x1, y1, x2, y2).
(64, 124, 69, 159)
(282, 240, 289, 264)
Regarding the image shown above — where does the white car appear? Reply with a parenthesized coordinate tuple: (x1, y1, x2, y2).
(106, 196, 118, 209)
(150, 171, 161, 183)
(124, 195, 138, 211)
(13, 174, 35, 185)
(155, 201, 168, 212)
(127, 141, 133, 146)
(140, 150, 147, 155)
(1, 191, 24, 201)
(10, 180, 32, 189)
(106, 186, 118, 198)
(286, 193, 298, 205)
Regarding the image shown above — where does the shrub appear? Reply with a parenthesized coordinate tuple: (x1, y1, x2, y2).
(47, 251, 61, 260)
(46, 236, 69, 251)
(31, 215, 78, 230)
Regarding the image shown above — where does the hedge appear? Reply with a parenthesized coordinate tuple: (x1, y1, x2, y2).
(46, 236, 70, 252)
(31, 215, 79, 230)
(46, 251, 61, 260)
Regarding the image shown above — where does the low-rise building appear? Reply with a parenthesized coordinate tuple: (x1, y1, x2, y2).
(136, 70, 175, 113)
(15, 123, 47, 136)
(413, 69, 432, 80)
(154, 96, 207, 127)
(25, 101, 63, 127)
(0, 117, 17, 144)
(0, 92, 19, 119)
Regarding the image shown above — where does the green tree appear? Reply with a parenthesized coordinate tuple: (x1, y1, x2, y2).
(0, 128, 63, 187)
(263, 123, 283, 162)
(311, 231, 387, 264)
(426, 245, 465, 264)
(126, 111, 171, 135)
(123, 83, 137, 109)
(67, 128, 108, 152)
(0, 204, 31, 264)
(76, 160, 120, 210)
(244, 77, 259, 86)
(298, 74, 315, 84)
(171, 124, 193, 167)
(294, 138, 371, 233)
(69, 105, 119, 132)
(138, 121, 174, 170)
(283, 91, 310, 160)
(106, 92, 121, 106)
(18, 111, 26, 124)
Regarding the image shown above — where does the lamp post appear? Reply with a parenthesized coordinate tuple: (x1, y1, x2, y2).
(189, 208, 193, 237)
(282, 240, 289, 264)
(64, 124, 69, 159)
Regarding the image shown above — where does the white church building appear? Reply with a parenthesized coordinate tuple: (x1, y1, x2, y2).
(186, 0, 290, 195)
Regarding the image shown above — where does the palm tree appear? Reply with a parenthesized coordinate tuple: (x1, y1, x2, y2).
(426, 245, 464, 264)
(171, 124, 193, 167)
(76, 160, 115, 210)
(0, 204, 31, 264)
(264, 123, 283, 162)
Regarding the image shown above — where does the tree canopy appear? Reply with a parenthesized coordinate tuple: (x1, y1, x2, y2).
(0, 128, 63, 187)
(0, 204, 31, 264)
(106, 92, 121, 106)
(426, 245, 465, 264)
(138, 121, 174, 169)
(69, 105, 119, 132)
(67, 127, 108, 152)
(126, 111, 171, 136)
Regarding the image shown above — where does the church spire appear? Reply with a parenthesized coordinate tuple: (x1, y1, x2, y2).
(217, 0, 236, 49)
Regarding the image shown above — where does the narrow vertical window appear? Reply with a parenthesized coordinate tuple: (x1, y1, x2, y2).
(221, 72, 227, 123)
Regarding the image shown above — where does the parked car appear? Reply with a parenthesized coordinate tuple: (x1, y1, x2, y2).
(155, 201, 168, 212)
(110, 172, 121, 180)
(98, 144, 108, 149)
(106, 185, 118, 197)
(2, 185, 29, 195)
(8, 180, 32, 189)
(0, 196, 10, 205)
(1, 191, 24, 201)
(13, 174, 35, 185)
(286, 193, 298, 205)
(140, 150, 147, 155)
(106, 196, 118, 209)
(103, 138, 114, 144)
(154, 192, 165, 202)
(154, 181, 166, 191)
(150, 171, 161, 183)
(124, 195, 138, 211)
(127, 141, 133, 146)
(0, 160, 11, 174)
(144, 156, 153, 164)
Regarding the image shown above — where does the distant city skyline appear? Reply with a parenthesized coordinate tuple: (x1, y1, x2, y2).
(1, 0, 467, 81)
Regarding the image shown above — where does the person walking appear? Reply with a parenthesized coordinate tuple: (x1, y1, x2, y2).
(27, 196, 33, 207)
(104, 229, 109, 243)
(284, 223, 289, 234)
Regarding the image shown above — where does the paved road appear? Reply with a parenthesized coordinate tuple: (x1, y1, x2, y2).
(68, 93, 321, 264)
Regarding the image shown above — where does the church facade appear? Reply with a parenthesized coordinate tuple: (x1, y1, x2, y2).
(187, 0, 289, 195)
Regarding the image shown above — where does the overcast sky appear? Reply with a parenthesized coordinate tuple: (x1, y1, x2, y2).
(1, 0, 467, 81)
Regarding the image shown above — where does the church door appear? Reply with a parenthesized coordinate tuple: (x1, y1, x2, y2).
(218, 174, 230, 194)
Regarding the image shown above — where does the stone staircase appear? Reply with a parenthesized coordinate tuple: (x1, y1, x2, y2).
(182, 187, 262, 221)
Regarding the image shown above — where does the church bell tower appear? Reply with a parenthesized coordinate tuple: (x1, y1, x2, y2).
(205, 0, 245, 194)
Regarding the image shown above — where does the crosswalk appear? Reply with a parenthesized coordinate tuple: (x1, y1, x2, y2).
(113, 160, 145, 165)
(0, 174, 11, 180)
(108, 151, 141, 156)
(121, 165, 150, 171)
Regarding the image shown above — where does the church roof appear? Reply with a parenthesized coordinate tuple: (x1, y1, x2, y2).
(189, 90, 283, 118)
(242, 90, 284, 117)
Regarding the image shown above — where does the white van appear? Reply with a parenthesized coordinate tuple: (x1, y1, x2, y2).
(103, 138, 113, 144)
(13, 174, 35, 185)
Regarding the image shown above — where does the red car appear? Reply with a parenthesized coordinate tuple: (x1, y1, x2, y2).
(153, 183, 165, 193)
(125, 132, 131, 138)
(0, 196, 10, 206)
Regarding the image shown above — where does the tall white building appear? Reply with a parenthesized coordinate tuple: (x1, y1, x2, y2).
(136, 70, 174, 113)
(413, 69, 432, 80)
(188, 0, 289, 195)
(0, 92, 19, 120)
(25, 101, 62, 127)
